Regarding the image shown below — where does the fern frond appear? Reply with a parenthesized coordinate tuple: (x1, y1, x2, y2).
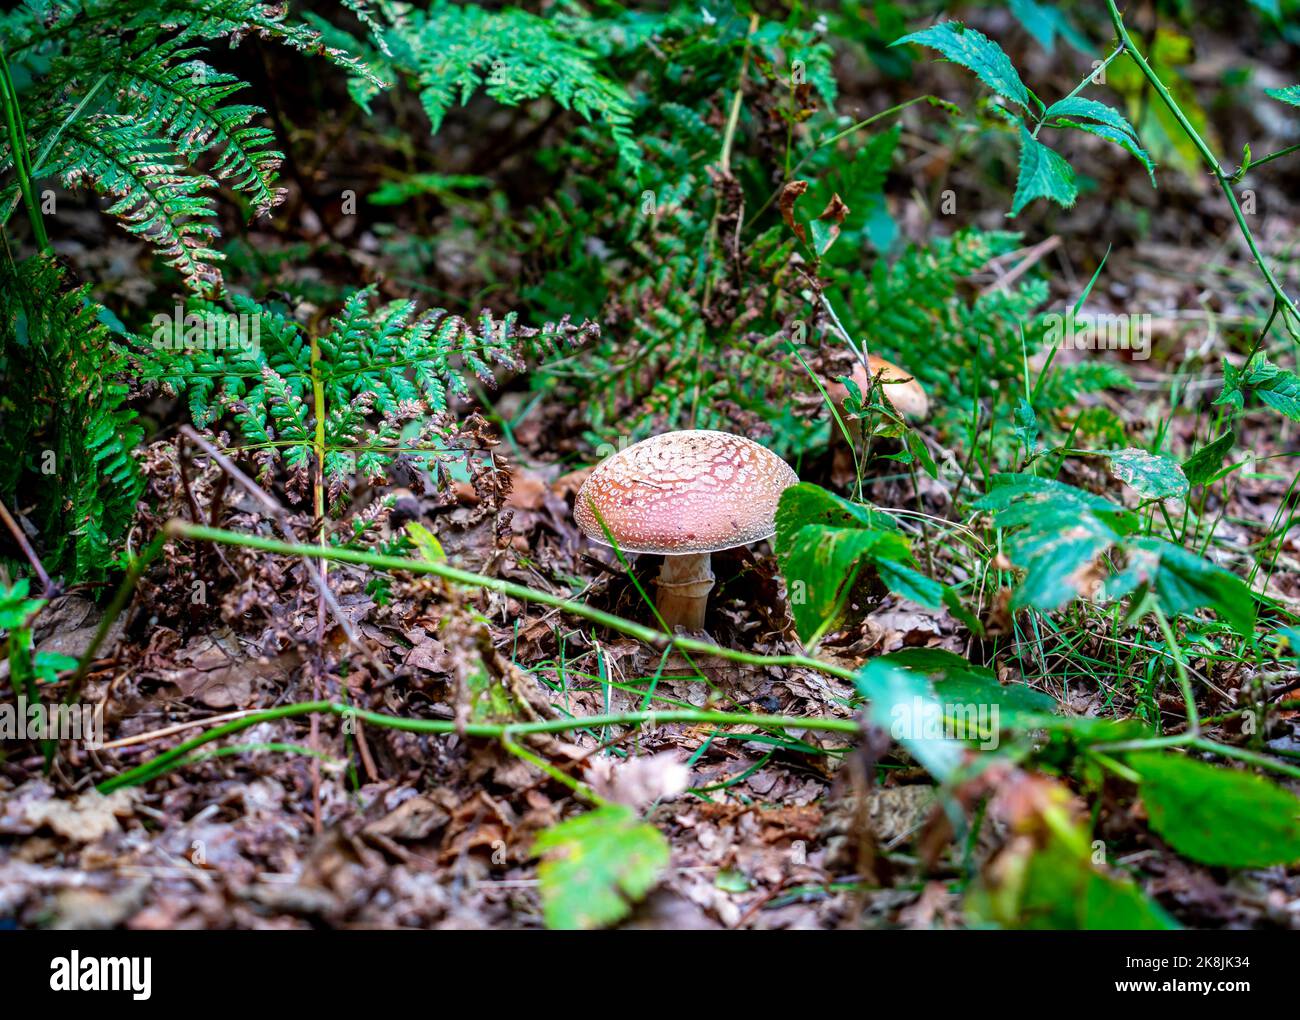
(43, 113, 224, 290)
(392, 1, 641, 170)
(0, 254, 143, 580)
(57, 35, 288, 216)
(137, 288, 594, 510)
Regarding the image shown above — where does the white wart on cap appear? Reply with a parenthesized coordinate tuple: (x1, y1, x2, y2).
(574, 430, 798, 632)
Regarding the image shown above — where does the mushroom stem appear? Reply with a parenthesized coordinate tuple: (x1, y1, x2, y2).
(654, 552, 715, 632)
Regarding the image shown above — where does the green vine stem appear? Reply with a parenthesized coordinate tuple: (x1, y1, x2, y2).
(0, 47, 50, 251)
(1105, 0, 1300, 335)
(165, 519, 861, 684)
(98, 701, 861, 794)
(149, 520, 1300, 784)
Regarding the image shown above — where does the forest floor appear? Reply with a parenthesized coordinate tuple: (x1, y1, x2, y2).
(3, 6, 1300, 929)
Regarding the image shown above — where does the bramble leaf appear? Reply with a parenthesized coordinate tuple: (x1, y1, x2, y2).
(1097, 448, 1189, 500)
(1109, 538, 1256, 637)
(1129, 753, 1300, 867)
(1265, 84, 1300, 107)
(535, 804, 669, 930)
(1214, 354, 1300, 419)
(893, 21, 1034, 111)
(776, 484, 973, 643)
(1182, 431, 1234, 487)
(1011, 126, 1078, 216)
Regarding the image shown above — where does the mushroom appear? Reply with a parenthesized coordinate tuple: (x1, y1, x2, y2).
(573, 430, 799, 633)
(826, 354, 929, 431)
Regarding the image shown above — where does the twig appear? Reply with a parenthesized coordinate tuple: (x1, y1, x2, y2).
(177, 427, 391, 683)
(0, 496, 52, 595)
(977, 235, 1062, 297)
(98, 709, 262, 750)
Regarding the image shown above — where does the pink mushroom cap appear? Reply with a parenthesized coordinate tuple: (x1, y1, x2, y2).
(574, 430, 799, 555)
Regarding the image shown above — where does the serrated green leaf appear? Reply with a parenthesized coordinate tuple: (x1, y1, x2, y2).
(1129, 752, 1300, 867)
(974, 473, 1137, 532)
(774, 488, 910, 642)
(775, 484, 972, 643)
(855, 659, 965, 780)
(1214, 354, 1300, 420)
(535, 804, 670, 930)
(1109, 538, 1256, 637)
(1182, 431, 1234, 487)
(1097, 448, 1189, 500)
(1055, 118, 1157, 187)
(1010, 126, 1078, 216)
(1043, 96, 1140, 138)
(1011, 397, 1040, 454)
(1265, 84, 1300, 107)
(1008, 512, 1118, 612)
(893, 21, 1034, 111)
(878, 649, 1058, 724)
(0, 579, 44, 632)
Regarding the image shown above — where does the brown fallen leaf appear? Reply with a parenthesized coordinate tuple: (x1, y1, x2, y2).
(23, 788, 138, 843)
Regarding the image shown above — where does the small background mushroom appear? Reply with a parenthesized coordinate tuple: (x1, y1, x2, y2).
(826, 354, 929, 433)
(573, 430, 798, 632)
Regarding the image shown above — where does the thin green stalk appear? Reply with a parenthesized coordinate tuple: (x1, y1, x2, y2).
(501, 728, 607, 805)
(1152, 602, 1198, 736)
(1237, 141, 1300, 176)
(1, 72, 108, 229)
(0, 48, 49, 251)
(1105, 0, 1299, 332)
(1032, 45, 1124, 139)
(165, 519, 860, 684)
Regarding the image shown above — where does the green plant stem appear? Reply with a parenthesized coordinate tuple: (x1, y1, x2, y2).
(1239, 141, 1300, 175)
(163, 519, 860, 684)
(1152, 602, 1198, 736)
(0, 48, 49, 251)
(501, 728, 607, 806)
(97, 701, 861, 794)
(0, 72, 108, 229)
(1032, 45, 1124, 138)
(1105, 0, 1299, 332)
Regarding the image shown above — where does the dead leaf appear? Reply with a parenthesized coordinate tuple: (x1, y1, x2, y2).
(23, 789, 137, 843)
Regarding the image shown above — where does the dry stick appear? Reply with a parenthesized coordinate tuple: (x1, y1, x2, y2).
(0, 496, 52, 595)
(98, 709, 262, 751)
(177, 427, 391, 683)
(977, 235, 1062, 298)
